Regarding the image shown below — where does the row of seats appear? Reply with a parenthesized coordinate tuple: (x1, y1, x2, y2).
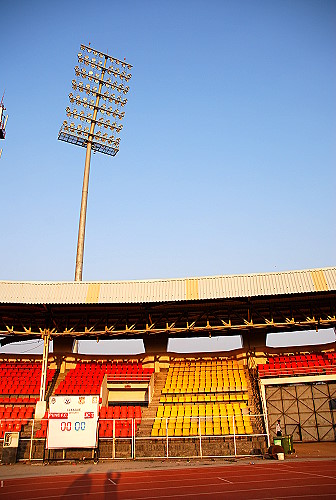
(169, 367, 246, 374)
(66, 361, 153, 377)
(55, 361, 154, 395)
(160, 393, 248, 404)
(258, 353, 336, 377)
(99, 420, 136, 438)
(58, 386, 101, 395)
(171, 359, 240, 367)
(99, 405, 142, 422)
(74, 360, 147, 370)
(0, 362, 46, 438)
(152, 403, 254, 437)
(0, 421, 22, 437)
(0, 361, 56, 396)
(99, 406, 142, 437)
(266, 353, 334, 364)
(0, 396, 38, 404)
(163, 360, 248, 394)
(326, 352, 336, 363)
(157, 402, 249, 417)
(0, 361, 43, 373)
(0, 406, 35, 437)
(0, 405, 34, 418)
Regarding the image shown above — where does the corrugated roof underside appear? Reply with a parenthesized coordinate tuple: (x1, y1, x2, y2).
(0, 267, 335, 305)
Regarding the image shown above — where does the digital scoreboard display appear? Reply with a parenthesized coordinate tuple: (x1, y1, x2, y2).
(47, 395, 99, 449)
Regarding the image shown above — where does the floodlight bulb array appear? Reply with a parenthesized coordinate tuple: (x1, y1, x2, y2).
(58, 44, 132, 157)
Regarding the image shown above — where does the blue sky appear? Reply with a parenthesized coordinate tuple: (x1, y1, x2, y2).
(1, 1, 335, 353)
(1, 0, 335, 283)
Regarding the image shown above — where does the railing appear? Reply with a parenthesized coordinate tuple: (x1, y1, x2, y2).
(132, 415, 268, 460)
(0, 414, 269, 462)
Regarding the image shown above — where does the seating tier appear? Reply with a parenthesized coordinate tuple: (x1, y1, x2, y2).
(258, 353, 336, 377)
(152, 358, 254, 437)
(55, 360, 153, 395)
(98, 405, 142, 438)
(0, 361, 56, 396)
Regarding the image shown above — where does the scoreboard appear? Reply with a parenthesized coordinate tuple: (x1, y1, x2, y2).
(47, 395, 99, 449)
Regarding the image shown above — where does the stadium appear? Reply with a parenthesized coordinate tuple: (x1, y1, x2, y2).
(1, 2, 336, 498)
(0, 267, 335, 464)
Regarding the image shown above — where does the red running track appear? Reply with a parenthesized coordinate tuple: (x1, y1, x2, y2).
(1, 460, 336, 499)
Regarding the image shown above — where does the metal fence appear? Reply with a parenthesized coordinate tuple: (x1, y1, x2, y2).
(0, 414, 269, 462)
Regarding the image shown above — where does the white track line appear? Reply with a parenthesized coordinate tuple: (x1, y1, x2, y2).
(5, 473, 332, 496)
(282, 465, 336, 481)
(217, 477, 233, 484)
(13, 481, 336, 499)
(250, 496, 335, 500)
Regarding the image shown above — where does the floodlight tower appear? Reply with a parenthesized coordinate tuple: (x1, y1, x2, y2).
(0, 93, 9, 159)
(58, 43, 132, 281)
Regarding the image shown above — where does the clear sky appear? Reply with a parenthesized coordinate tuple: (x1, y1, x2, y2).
(1, 0, 335, 282)
(0, 1, 335, 353)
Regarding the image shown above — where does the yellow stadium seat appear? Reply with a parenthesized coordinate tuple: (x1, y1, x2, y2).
(192, 407, 198, 417)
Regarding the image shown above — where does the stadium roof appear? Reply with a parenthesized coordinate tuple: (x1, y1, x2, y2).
(0, 266, 335, 305)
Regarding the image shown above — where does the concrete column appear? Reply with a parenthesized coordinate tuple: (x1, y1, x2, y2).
(241, 331, 268, 351)
(142, 333, 169, 355)
(53, 336, 76, 353)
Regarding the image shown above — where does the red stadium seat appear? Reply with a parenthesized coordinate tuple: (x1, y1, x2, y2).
(258, 352, 336, 378)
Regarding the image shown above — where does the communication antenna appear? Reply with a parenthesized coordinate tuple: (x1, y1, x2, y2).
(0, 92, 9, 159)
(58, 44, 132, 281)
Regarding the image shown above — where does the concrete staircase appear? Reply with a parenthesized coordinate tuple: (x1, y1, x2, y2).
(246, 365, 267, 448)
(45, 368, 60, 401)
(48, 371, 68, 398)
(137, 370, 168, 437)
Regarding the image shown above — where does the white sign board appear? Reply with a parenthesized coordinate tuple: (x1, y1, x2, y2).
(47, 395, 99, 449)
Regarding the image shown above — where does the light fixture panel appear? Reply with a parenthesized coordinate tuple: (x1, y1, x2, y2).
(58, 44, 132, 157)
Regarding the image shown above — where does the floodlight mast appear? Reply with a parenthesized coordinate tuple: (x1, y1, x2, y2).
(0, 93, 9, 159)
(75, 56, 107, 282)
(58, 44, 132, 281)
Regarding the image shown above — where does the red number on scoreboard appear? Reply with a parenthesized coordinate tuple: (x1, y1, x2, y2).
(61, 421, 72, 431)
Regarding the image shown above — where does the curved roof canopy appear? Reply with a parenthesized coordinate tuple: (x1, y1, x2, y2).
(0, 267, 334, 305)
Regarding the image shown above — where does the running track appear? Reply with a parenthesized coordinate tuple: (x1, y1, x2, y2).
(1, 460, 336, 499)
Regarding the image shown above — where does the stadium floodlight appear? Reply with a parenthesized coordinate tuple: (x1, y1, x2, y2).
(0, 92, 9, 159)
(58, 43, 132, 281)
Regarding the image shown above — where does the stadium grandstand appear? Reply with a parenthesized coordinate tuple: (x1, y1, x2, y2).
(0, 266, 335, 462)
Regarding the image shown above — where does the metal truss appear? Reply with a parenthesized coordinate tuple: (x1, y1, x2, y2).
(0, 292, 335, 342)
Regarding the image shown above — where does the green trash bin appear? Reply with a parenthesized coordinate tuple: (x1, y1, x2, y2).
(281, 435, 293, 454)
(273, 437, 282, 447)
